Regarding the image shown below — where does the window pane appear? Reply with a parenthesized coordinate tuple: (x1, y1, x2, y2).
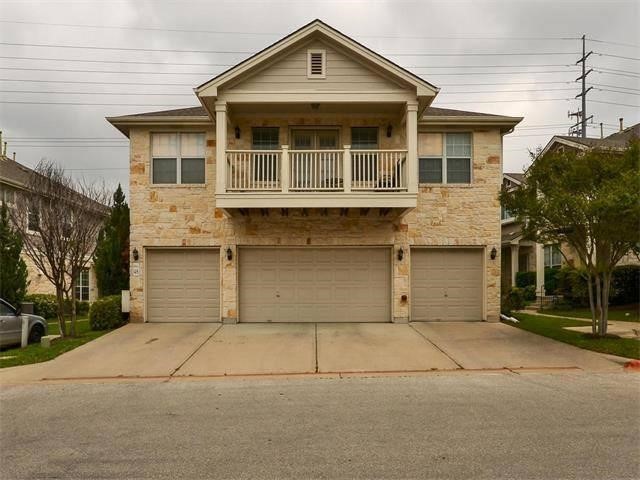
(252, 127, 279, 150)
(152, 133, 177, 157)
(552, 246, 562, 266)
(181, 158, 205, 184)
(181, 133, 205, 157)
(351, 127, 378, 149)
(446, 133, 472, 157)
(419, 157, 442, 183)
(447, 157, 471, 183)
(28, 209, 39, 231)
(419, 133, 442, 156)
(153, 158, 177, 184)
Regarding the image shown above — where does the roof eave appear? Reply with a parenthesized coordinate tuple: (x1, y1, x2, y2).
(106, 116, 212, 137)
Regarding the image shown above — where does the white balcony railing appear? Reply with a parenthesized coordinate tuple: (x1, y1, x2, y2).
(225, 147, 407, 193)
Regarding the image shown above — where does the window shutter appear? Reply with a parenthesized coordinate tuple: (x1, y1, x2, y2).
(307, 50, 326, 78)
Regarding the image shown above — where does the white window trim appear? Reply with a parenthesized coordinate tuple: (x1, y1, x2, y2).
(151, 132, 206, 186)
(307, 49, 326, 79)
(419, 132, 473, 185)
(544, 245, 562, 268)
(75, 268, 90, 302)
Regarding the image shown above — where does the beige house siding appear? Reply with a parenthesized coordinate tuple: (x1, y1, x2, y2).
(227, 39, 405, 92)
(128, 125, 502, 323)
(21, 254, 98, 303)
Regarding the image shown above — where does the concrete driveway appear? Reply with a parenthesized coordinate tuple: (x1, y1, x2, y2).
(0, 322, 625, 384)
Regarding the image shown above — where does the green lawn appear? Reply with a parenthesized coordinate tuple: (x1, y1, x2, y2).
(542, 304, 639, 322)
(506, 312, 640, 360)
(0, 317, 111, 369)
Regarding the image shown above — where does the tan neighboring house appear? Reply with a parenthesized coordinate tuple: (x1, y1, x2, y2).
(501, 121, 640, 293)
(108, 20, 522, 324)
(0, 153, 99, 303)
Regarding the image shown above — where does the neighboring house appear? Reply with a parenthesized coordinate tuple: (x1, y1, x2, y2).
(0, 152, 100, 303)
(108, 20, 521, 324)
(501, 121, 640, 293)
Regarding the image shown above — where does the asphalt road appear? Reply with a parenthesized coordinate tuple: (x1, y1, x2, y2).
(1, 372, 639, 479)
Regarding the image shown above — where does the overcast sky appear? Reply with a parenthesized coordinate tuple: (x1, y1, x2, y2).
(0, 0, 638, 197)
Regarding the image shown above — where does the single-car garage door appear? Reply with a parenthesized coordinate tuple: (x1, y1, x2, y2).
(411, 248, 483, 321)
(239, 247, 390, 323)
(146, 249, 220, 322)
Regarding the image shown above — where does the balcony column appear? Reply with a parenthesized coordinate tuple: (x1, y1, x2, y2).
(510, 244, 519, 287)
(406, 101, 419, 194)
(281, 145, 289, 193)
(215, 101, 227, 194)
(343, 144, 352, 193)
(535, 242, 545, 295)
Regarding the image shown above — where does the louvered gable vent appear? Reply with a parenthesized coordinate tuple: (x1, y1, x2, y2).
(307, 49, 326, 78)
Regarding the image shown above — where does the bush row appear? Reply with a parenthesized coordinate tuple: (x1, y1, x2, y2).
(554, 265, 639, 306)
(88, 295, 127, 331)
(23, 294, 90, 319)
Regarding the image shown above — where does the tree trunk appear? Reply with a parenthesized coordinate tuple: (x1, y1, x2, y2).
(56, 288, 66, 338)
(601, 271, 612, 337)
(594, 274, 603, 337)
(70, 290, 77, 337)
(586, 271, 597, 335)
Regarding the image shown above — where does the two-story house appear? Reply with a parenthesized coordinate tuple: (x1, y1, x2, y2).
(108, 20, 521, 324)
(0, 150, 101, 303)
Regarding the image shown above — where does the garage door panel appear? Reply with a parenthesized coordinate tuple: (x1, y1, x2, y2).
(147, 249, 220, 322)
(240, 247, 390, 323)
(411, 248, 483, 322)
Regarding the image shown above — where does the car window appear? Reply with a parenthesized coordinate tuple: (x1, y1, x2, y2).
(0, 302, 15, 315)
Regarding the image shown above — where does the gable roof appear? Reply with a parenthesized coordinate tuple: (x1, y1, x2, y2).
(540, 123, 639, 156)
(503, 172, 525, 185)
(195, 19, 439, 98)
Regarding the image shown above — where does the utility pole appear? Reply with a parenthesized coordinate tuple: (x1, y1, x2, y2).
(571, 34, 593, 137)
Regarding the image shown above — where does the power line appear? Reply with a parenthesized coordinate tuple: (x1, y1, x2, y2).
(0, 66, 579, 76)
(587, 38, 640, 49)
(0, 41, 579, 57)
(594, 70, 640, 79)
(0, 55, 576, 69)
(0, 101, 191, 106)
(596, 88, 640, 96)
(591, 99, 640, 107)
(0, 19, 581, 42)
(595, 52, 640, 62)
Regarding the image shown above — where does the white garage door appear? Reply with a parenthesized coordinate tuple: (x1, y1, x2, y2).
(239, 247, 390, 323)
(411, 248, 483, 321)
(146, 249, 220, 322)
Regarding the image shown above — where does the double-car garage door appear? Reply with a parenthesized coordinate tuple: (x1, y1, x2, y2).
(239, 247, 390, 323)
(145, 246, 483, 323)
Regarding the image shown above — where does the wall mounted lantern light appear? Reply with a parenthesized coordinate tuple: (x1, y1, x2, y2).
(386, 124, 393, 138)
(226, 247, 233, 261)
(397, 247, 404, 261)
(234, 126, 241, 139)
(490, 247, 497, 260)
(132, 248, 139, 261)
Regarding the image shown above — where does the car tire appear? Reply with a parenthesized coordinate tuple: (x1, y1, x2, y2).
(28, 324, 45, 344)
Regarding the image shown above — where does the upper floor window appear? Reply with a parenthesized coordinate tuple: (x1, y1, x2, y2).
(419, 132, 472, 184)
(151, 133, 205, 185)
(0, 183, 16, 205)
(251, 127, 279, 150)
(544, 245, 562, 268)
(501, 206, 514, 221)
(307, 49, 326, 79)
(27, 208, 39, 231)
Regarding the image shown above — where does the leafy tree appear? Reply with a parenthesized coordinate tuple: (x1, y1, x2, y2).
(0, 202, 29, 306)
(501, 140, 640, 336)
(94, 184, 130, 296)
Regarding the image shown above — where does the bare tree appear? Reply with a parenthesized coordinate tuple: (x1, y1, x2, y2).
(10, 160, 109, 338)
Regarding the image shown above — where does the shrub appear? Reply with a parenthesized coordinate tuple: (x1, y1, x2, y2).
(515, 271, 536, 288)
(556, 267, 589, 307)
(610, 265, 640, 305)
(501, 287, 525, 315)
(544, 268, 561, 295)
(523, 285, 537, 301)
(23, 294, 58, 319)
(89, 295, 125, 331)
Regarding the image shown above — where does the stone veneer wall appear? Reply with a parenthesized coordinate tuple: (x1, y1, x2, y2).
(128, 122, 502, 323)
(21, 254, 98, 302)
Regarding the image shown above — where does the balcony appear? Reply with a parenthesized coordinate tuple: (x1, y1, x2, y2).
(216, 146, 417, 212)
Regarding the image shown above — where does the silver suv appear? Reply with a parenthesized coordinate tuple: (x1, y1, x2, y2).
(0, 298, 48, 348)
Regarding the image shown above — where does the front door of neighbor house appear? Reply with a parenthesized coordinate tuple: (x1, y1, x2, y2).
(291, 129, 340, 189)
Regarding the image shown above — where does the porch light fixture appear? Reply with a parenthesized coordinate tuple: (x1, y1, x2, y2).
(234, 126, 241, 139)
(386, 124, 393, 138)
(397, 247, 404, 261)
(226, 247, 233, 261)
(490, 247, 497, 260)
(132, 248, 139, 261)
